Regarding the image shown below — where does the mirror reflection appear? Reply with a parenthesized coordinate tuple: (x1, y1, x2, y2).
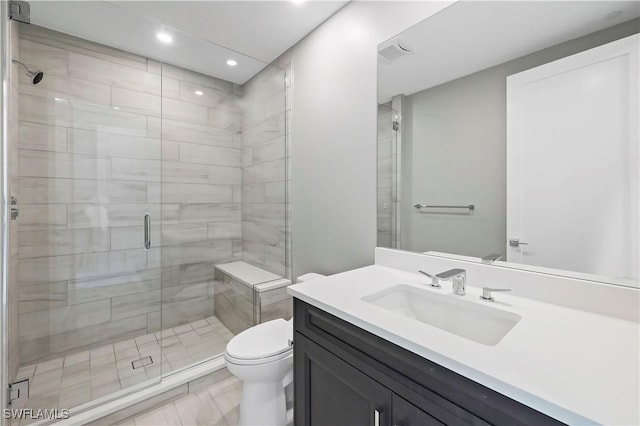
(377, 1, 640, 287)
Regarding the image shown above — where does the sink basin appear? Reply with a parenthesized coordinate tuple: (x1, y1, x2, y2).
(362, 284, 521, 346)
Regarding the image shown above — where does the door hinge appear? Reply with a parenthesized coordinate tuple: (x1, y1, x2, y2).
(8, 1, 30, 24)
(7, 379, 29, 407)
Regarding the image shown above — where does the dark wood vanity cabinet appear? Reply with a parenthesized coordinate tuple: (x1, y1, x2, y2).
(293, 300, 565, 426)
(296, 334, 392, 426)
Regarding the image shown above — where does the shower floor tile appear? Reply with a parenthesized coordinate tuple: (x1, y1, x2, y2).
(13, 316, 234, 424)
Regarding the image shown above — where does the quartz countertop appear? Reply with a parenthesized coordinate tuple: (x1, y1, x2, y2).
(288, 264, 640, 425)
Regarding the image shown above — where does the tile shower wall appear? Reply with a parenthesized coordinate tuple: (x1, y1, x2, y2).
(241, 59, 289, 278)
(15, 24, 247, 364)
(157, 60, 243, 329)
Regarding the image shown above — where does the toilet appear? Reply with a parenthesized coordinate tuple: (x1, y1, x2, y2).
(225, 273, 326, 426)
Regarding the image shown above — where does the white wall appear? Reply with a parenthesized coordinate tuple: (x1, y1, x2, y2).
(290, 1, 453, 278)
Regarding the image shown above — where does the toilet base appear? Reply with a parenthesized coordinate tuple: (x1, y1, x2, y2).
(239, 381, 287, 426)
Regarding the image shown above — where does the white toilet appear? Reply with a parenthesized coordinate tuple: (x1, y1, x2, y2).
(225, 273, 326, 426)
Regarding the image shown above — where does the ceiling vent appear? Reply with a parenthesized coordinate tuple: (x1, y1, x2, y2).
(378, 40, 413, 63)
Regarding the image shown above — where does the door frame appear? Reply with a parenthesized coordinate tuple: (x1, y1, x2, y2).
(1, 0, 11, 420)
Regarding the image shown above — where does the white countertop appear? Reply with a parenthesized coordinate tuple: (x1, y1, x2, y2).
(287, 265, 640, 425)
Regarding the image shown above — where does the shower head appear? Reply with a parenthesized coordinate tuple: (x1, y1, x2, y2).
(30, 70, 44, 85)
(12, 60, 44, 85)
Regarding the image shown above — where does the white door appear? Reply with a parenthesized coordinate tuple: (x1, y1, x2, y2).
(507, 34, 639, 283)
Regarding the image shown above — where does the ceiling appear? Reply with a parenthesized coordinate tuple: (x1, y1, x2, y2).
(29, 0, 347, 84)
(112, 1, 347, 64)
(378, 1, 640, 103)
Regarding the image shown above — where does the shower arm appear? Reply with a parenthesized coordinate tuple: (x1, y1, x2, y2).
(11, 59, 31, 74)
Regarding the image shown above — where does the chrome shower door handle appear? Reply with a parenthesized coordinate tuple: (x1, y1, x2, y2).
(144, 212, 151, 250)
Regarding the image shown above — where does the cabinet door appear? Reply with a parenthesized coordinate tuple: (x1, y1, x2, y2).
(392, 394, 444, 426)
(295, 332, 392, 426)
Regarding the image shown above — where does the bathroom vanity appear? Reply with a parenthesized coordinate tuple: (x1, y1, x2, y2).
(288, 249, 640, 426)
(293, 300, 562, 426)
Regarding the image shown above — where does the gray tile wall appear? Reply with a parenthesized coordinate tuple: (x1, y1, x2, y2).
(158, 61, 244, 331)
(240, 60, 289, 279)
(13, 23, 285, 364)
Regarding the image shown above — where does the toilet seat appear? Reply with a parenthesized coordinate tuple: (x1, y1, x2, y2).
(225, 348, 292, 366)
(225, 318, 293, 365)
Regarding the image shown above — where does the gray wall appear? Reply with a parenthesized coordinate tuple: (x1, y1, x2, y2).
(290, 1, 453, 279)
(402, 18, 640, 257)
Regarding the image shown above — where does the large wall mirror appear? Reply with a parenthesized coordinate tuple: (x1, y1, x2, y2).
(377, 1, 640, 288)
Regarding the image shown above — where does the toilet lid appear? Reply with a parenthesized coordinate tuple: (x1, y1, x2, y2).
(226, 318, 292, 361)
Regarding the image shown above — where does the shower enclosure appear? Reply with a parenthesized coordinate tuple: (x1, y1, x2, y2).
(377, 102, 400, 249)
(0, 1, 289, 419)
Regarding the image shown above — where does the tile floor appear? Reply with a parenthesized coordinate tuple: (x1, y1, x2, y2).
(14, 316, 234, 419)
(126, 375, 242, 426)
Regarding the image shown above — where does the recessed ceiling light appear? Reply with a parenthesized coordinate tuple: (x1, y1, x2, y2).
(226, 59, 237, 66)
(157, 32, 173, 43)
(194, 90, 204, 96)
(292, 0, 305, 4)
(113, 106, 120, 110)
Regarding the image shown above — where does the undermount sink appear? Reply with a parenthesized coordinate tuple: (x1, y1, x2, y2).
(362, 284, 521, 346)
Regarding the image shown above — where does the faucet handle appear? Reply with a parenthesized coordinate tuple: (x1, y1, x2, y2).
(418, 270, 441, 288)
(480, 287, 511, 302)
(481, 253, 504, 264)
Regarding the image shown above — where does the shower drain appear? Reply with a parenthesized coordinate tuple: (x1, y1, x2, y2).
(131, 356, 154, 369)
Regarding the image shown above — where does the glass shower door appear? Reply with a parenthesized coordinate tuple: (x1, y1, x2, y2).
(7, 3, 165, 413)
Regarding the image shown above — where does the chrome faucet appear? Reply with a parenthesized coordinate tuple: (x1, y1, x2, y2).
(436, 269, 466, 295)
(418, 270, 441, 288)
